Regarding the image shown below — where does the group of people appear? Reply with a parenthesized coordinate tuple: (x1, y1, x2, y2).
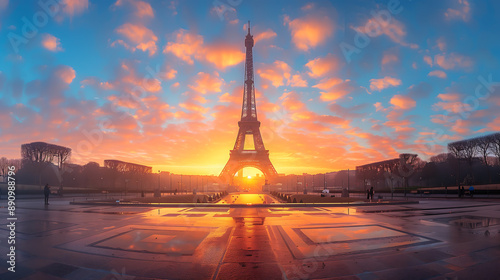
(458, 185, 474, 198)
(366, 186, 374, 200)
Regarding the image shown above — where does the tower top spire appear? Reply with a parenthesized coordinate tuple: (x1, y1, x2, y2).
(247, 20, 251, 35)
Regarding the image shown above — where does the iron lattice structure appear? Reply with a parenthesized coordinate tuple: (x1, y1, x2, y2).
(219, 22, 278, 184)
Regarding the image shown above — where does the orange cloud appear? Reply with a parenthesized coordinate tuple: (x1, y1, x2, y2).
(55, 65, 76, 84)
(289, 74, 307, 87)
(114, 0, 154, 18)
(42, 34, 63, 52)
(163, 29, 203, 64)
(437, 93, 461, 101)
(436, 37, 446, 51)
(133, 0, 154, 18)
(280, 91, 305, 111)
(434, 53, 473, 70)
(257, 61, 291, 87)
(450, 119, 471, 134)
(353, 18, 417, 48)
(369, 76, 401, 91)
(428, 70, 447, 79)
(445, 0, 470, 22)
(159, 66, 177, 80)
(163, 29, 244, 69)
(313, 78, 354, 102)
(284, 14, 334, 51)
(115, 23, 158, 56)
(390, 95, 416, 110)
(61, 0, 88, 17)
(424, 56, 433, 67)
(0, 0, 8, 10)
(188, 72, 223, 94)
(432, 93, 472, 114)
(254, 29, 277, 43)
(382, 53, 398, 65)
(306, 54, 341, 78)
(204, 44, 245, 69)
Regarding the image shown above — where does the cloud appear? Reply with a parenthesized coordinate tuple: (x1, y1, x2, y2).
(436, 37, 446, 51)
(257, 61, 291, 87)
(289, 74, 308, 87)
(428, 70, 447, 79)
(407, 82, 433, 100)
(114, 23, 158, 56)
(445, 0, 471, 22)
(329, 103, 368, 119)
(374, 102, 386, 112)
(381, 52, 398, 65)
(158, 65, 177, 80)
(61, 0, 88, 17)
(437, 93, 461, 101)
(254, 29, 277, 43)
(163, 29, 203, 64)
(114, 0, 154, 18)
(423, 55, 433, 67)
(0, 0, 8, 11)
(41, 34, 63, 52)
(188, 72, 224, 94)
(450, 119, 471, 134)
(390, 94, 416, 110)
(306, 54, 341, 78)
(256, 61, 307, 88)
(219, 87, 242, 104)
(163, 29, 244, 69)
(432, 93, 472, 114)
(369, 76, 401, 91)
(284, 14, 334, 51)
(203, 43, 246, 69)
(55, 66, 76, 84)
(313, 78, 355, 102)
(434, 53, 473, 70)
(353, 18, 417, 49)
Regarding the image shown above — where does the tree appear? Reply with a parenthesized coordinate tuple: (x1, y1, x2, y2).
(491, 133, 500, 165)
(0, 157, 8, 177)
(430, 153, 450, 163)
(397, 154, 421, 197)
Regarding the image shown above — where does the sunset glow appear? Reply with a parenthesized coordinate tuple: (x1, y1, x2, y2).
(1, 0, 499, 175)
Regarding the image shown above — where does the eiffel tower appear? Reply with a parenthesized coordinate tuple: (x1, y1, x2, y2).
(219, 22, 278, 184)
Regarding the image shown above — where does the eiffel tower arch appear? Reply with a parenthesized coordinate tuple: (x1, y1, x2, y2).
(219, 22, 278, 184)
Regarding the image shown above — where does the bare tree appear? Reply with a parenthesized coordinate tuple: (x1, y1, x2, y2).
(477, 136, 492, 166)
(430, 153, 451, 163)
(8, 159, 21, 172)
(0, 157, 8, 177)
(491, 133, 500, 165)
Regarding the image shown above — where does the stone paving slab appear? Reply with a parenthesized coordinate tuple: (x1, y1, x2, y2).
(1, 196, 500, 279)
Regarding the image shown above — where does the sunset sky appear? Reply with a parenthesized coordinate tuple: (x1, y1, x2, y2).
(1, 0, 500, 175)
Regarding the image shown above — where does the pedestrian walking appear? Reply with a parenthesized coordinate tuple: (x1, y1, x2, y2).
(370, 187, 374, 200)
(44, 184, 50, 205)
(366, 189, 370, 200)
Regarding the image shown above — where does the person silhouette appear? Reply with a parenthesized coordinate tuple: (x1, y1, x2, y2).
(370, 187, 374, 200)
(44, 184, 50, 205)
(366, 189, 370, 200)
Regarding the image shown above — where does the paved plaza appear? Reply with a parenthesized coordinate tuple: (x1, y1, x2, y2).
(1, 194, 500, 279)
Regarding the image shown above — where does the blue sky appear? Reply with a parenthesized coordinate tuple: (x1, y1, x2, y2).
(1, 0, 500, 175)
